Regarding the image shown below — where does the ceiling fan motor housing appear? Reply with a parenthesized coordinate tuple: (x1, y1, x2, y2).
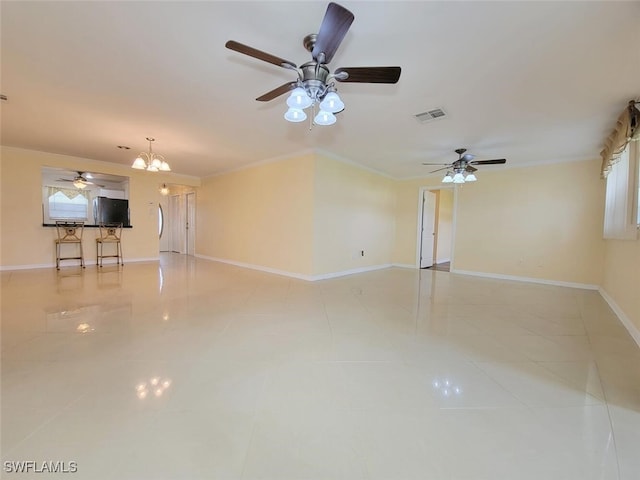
(300, 62, 331, 100)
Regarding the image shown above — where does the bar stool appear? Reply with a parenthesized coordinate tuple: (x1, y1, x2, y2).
(55, 221, 85, 270)
(96, 223, 123, 267)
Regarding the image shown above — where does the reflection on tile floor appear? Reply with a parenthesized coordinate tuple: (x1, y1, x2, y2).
(2, 253, 640, 479)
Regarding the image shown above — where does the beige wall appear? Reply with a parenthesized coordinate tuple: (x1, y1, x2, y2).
(454, 160, 604, 285)
(313, 155, 395, 275)
(602, 239, 640, 331)
(0, 146, 199, 267)
(195, 153, 395, 277)
(394, 160, 605, 285)
(196, 155, 315, 276)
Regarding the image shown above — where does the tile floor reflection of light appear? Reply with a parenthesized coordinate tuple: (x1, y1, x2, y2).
(2, 253, 640, 480)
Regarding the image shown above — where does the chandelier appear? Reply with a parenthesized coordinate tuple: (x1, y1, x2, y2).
(131, 138, 171, 172)
(283, 61, 346, 126)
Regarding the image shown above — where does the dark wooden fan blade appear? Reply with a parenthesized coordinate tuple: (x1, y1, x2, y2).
(469, 159, 507, 165)
(256, 82, 297, 102)
(312, 2, 354, 63)
(465, 165, 478, 173)
(334, 66, 401, 83)
(225, 40, 297, 69)
(422, 163, 450, 166)
(428, 166, 451, 174)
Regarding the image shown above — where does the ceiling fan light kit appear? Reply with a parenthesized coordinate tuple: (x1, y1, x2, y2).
(58, 171, 105, 189)
(225, 2, 401, 128)
(131, 137, 170, 172)
(422, 148, 507, 184)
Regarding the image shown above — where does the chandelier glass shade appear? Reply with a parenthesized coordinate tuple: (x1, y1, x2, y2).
(73, 179, 88, 189)
(132, 138, 170, 172)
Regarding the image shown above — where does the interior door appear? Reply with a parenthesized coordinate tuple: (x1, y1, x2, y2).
(185, 192, 195, 256)
(169, 194, 182, 253)
(420, 191, 437, 268)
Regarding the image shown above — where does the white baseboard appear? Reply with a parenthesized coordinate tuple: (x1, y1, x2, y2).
(598, 287, 640, 348)
(0, 256, 159, 271)
(195, 254, 314, 280)
(195, 254, 392, 281)
(392, 263, 417, 269)
(313, 264, 392, 280)
(0, 262, 55, 271)
(450, 268, 599, 290)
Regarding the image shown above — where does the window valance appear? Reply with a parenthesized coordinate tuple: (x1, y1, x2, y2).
(601, 100, 640, 178)
(46, 186, 89, 200)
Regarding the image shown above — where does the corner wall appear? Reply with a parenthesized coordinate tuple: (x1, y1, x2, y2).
(313, 155, 396, 276)
(602, 239, 640, 337)
(196, 154, 315, 276)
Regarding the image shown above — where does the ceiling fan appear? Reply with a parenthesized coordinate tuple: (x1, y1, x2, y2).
(422, 148, 507, 184)
(225, 2, 401, 125)
(58, 171, 104, 189)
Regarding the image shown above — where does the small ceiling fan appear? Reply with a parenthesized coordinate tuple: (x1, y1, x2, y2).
(422, 148, 507, 183)
(225, 2, 401, 124)
(58, 171, 104, 189)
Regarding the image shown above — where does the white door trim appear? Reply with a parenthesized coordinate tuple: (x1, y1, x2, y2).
(415, 185, 458, 269)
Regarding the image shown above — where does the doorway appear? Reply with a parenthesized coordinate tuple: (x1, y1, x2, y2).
(417, 187, 456, 271)
(169, 194, 183, 253)
(420, 191, 437, 268)
(185, 192, 195, 256)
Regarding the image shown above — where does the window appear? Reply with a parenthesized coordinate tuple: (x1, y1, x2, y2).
(48, 189, 89, 221)
(603, 140, 639, 239)
(158, 204, 164, 238)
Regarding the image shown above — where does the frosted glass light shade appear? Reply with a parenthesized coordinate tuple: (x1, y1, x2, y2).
(442, 174, 453, 183)
(286, 87, 313, 109)
(132, 157, 147, 169)
(453, 173, 465, 184)
(319, 92, 344, 113)
(146, 164, 159, 172)
(314, 110, 336, 126)
(465, 173, 477, 182)
(284, 107, 307, 122)
(159, 161, 171, 172)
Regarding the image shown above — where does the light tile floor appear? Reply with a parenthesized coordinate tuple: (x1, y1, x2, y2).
(2, 254, 640, 479)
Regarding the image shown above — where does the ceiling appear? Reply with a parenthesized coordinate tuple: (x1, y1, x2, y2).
(1, 1, 639, 179)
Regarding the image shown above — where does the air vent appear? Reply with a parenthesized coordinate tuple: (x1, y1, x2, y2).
(414, 108, 447, 124)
